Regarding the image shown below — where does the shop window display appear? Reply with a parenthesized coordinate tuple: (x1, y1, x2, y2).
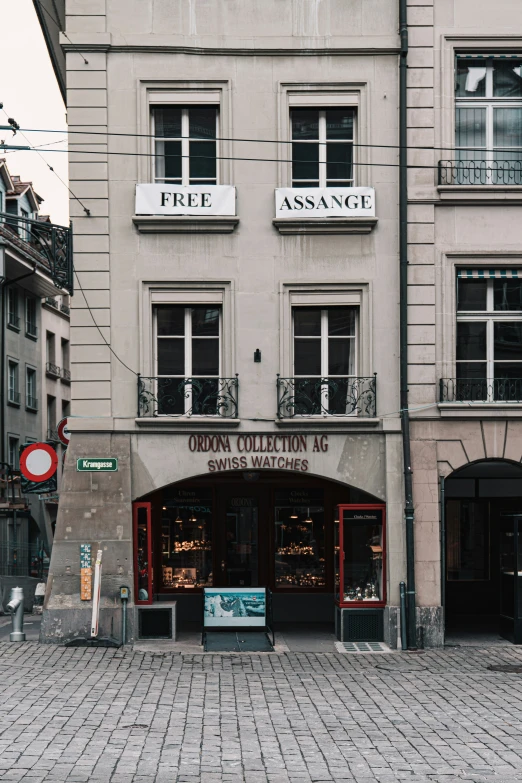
(335, 505, 385, 605)
(161, 490, 213, 588)
(133, 503, 153, 604)
(275, 490, 325, 588)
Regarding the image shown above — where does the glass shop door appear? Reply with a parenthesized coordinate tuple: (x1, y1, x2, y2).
(499, 514, 522, 644)
(216, 488, 266, 588)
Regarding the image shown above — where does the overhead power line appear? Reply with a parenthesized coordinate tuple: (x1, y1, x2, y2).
(0, 144, 490, 172)
(33, 0, 89, 65)
(17, 125, 515, 156)
(1, 108, 91, 216)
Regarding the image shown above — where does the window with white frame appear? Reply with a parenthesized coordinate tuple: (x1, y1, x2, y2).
(152, 106, 218, 185)
(455, 56, 522, 184)
(8, 436, 19, 470)
(26, 367, 37, 411)
(8, 360, 19, 405)
(7, 288, 19, 329)
(25, 297, 37, 338)
(455, 271, 522, 401)
(291, 109, 355, 188)
(292, 307, 358, 414)
(153, 305, 222, 415)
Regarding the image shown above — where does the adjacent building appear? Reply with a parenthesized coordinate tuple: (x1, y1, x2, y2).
(0, 158, 72, 590)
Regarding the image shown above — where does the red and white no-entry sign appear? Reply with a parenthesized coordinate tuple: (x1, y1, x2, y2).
(20, 443, 58, 483)
(57, 417, 70, 446)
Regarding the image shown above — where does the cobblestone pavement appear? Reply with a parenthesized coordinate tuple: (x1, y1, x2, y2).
(2, 643, 522, 782)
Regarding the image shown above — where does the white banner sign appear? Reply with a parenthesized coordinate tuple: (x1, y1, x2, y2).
(135, 184, 236, 216)
(275, 187, 375, 219)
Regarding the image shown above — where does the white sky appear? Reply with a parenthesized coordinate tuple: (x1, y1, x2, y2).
(0, 0, 68, 225)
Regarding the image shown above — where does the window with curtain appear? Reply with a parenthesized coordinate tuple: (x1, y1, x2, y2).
(292, 307, 357, 414)
(154, 305, 221, 415)
(455, 56, 522, 183)
(152, 106, 218, 185)
(456, 271, 522, 400)
(291, 109, 355, 187)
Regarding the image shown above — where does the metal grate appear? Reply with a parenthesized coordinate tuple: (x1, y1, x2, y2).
(335, 641, 390, 653)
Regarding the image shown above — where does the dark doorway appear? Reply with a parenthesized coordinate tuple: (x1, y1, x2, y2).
(444, 460, 522, 643)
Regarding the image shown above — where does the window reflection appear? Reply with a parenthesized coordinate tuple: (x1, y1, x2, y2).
(275, 490, 325, 587)
(161, 490, 213, 588)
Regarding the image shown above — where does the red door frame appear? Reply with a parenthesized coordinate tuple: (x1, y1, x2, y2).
(133, 502, 153, 605)
(336, 503, 387, 608)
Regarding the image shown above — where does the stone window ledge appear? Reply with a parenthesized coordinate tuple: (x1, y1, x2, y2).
(272, 217, 378, 235)
(135, 417, 240, 428)
(132, 215, 239, 233)
(437, 185, 522, 206)
(439, 403, 522, 418)
(275, 417, 379, 428)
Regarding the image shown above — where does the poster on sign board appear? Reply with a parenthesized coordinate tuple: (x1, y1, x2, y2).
(203, 587, 266, 627)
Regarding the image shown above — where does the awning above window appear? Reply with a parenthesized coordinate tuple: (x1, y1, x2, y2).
(457, 54, 522, 60)
(458, 269, 521, 279)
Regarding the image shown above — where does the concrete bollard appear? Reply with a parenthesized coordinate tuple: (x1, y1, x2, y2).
(6, 587, 25, 642)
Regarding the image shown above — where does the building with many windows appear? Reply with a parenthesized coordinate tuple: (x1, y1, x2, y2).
(35, 0, 406, 645)
(1, 158, 72, 588)
(405, 10, 522, 643)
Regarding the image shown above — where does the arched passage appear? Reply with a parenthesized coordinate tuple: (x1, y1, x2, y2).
(134, 469, 381, 626)
(444, 459, 522, 643)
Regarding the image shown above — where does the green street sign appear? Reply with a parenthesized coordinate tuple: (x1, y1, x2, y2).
(77, 458, 118, 472)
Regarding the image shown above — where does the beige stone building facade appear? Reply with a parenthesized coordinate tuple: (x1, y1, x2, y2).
(35, 0, 522, 646)
(406, 2, 522, 642)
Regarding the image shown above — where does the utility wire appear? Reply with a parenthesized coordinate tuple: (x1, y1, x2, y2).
(33, 0, 89, 65)
(1, 109, 91, 216)
(73, 271, 138, 376)
(17, 125, 517, 156)
(0, 144, 479, 171)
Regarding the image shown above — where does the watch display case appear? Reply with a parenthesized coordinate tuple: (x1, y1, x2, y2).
(275, 489, 325, 588)
(161, 489, 213, 589)
(133, 502, 153, 604)
(335, 504, 386, 607)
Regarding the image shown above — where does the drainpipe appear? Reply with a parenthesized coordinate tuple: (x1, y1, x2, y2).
(399, 0, 417, 649)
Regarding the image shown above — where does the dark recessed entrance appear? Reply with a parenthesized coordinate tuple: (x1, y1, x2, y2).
(134, 470, 379, 627)
(444, 459, 522, 643)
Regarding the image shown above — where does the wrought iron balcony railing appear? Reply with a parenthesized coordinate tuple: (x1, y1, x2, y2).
(7, 313, 20, 329)
(440, 378, 522, 403)
(138, 376, 239, 418)
(26, 396, 38, 411)
(46, 362, 61, 378)
(277, 375, 377, 418)
(438, 159, 522, 186)
(0, 212, 73, 294)
(47, 429, 59, 442)
(60, 303, 70, 316)
(45, 297, 58, 308)
(61, 367, 71, 383)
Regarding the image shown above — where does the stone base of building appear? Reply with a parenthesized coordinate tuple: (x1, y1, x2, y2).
(416, 606, 444, 648)
(39, 602, 137, 646)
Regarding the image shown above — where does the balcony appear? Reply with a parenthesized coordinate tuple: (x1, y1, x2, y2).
(440, 378, 522, 404)
(60, 303, 70, 316)
(277, 376, 377, 419)
(45, 297, 58, 309)
(438, 160, 522, 186)
(0, 212, 73, 293)
(61, 367, 71, 384)
(47, 429, 59, 442)
(138, 376, 239, 419)
(26, 396, 38, 412)
(46, 362, 61, 379)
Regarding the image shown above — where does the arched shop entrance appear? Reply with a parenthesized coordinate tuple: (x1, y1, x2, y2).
(444, 459, 522, 643)
(133, 469, 381, 627)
